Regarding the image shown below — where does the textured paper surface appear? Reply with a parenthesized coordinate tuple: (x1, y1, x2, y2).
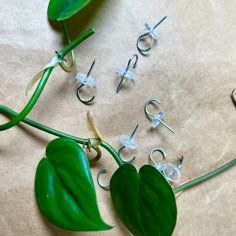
(0, 0, 235, 235)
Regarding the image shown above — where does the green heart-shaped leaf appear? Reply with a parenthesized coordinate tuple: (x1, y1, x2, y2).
(35, 138, 111, 231)
(48, 0, 92, 21)
(110, 164, 177, 236)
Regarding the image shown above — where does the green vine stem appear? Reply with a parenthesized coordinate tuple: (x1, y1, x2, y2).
(0, 105, 124, 166)
(0, 105, 235, 189)
(0, 28, 95, 131)
(174, 159, 236, 193)
(59, 20, 75, 72)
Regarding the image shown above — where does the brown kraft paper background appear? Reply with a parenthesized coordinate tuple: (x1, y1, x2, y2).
(0, 0, 235, 235)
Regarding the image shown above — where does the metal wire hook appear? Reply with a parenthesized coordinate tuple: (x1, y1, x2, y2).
(116, 54, 138, 93)
(97, 168, 110, 190)
(231, 88, 236, 107)
(97, 125, 139, 190)
(144, 99, 161, 119)
(77, 84, 95, 104)
(149, 148, 166, 167)
(55, 51, 67, 62)
(149, 148, 184, 169)
(118, 124, 139, 163)
(76, 59, 96, 104)
(144, 99, 174, 133)
(149, 148, 184, 182)
(118, 146, 136, 164)
(86, 146, 102, 163)
(136, 16, 167, 53)
(176, 155, 184, 169)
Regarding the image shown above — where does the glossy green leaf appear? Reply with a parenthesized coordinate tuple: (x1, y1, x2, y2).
(35, 138, 111, 231)
(110, 164, 177, 236)
(48, 0, 91, 21)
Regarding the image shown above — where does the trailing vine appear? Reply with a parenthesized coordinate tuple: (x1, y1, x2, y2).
(0, 1, 235, 235)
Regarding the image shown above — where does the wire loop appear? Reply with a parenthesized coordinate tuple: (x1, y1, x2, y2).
(76, 59, 96, 104)
(116, 54, 138, 93)
(149, 148, 184, 183)
(97, 168, 110, 190)
(144, 99, 174, 133)
(137, 16, 167, 54)
(117, 124, 139, 163)
(231, 88, 236, 107)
